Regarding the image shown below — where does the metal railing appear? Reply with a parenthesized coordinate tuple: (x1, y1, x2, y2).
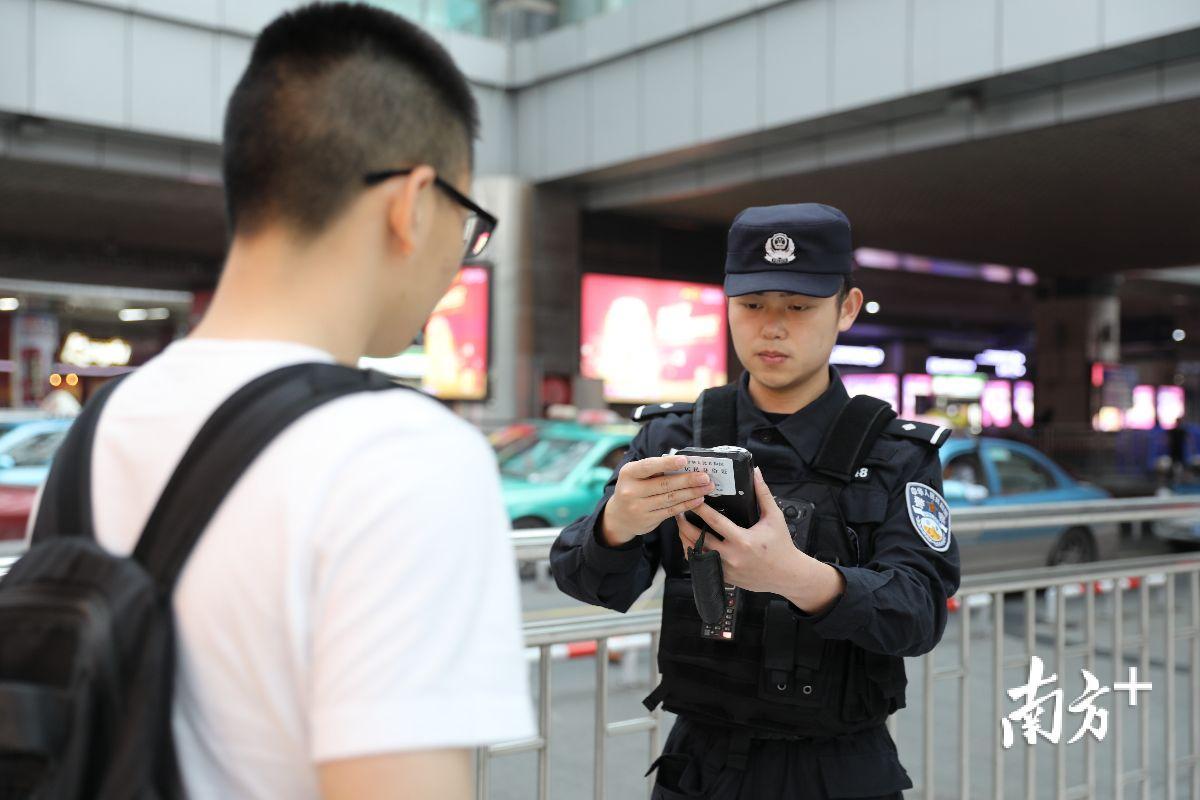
(6, 497, 1200, 799)
(509, 495, 1200, 562)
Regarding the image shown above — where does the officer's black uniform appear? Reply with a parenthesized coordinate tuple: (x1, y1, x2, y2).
(550, 204, 961, 799)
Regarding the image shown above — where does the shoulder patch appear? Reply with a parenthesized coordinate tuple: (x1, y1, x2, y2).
(885, 418, 952, 449)
(905, 482, 952, 552)
(631, 402, 694, 423)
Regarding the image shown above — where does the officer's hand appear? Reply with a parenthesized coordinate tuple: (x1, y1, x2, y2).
(601, 455, 712, 547)
(676, 468, 808, 596)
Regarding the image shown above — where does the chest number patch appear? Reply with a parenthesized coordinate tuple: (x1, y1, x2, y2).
(905, 482, 952, 552)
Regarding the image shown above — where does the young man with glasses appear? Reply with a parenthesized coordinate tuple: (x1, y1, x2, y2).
(64, 5, 530, 799)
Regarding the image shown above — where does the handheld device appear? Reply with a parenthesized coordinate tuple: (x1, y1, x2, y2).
(669, 446, 758, 640)
(672, 446, 759, 536)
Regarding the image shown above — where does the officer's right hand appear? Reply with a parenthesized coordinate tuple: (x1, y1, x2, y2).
(600, 455, 712, 547)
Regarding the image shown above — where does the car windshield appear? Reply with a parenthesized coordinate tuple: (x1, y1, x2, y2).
(489, 423, 540, 461)
(0, 428, 68, 468)
(499, 437, 594, 484)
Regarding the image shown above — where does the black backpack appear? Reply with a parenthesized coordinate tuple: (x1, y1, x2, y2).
(0, 362, 401, 799)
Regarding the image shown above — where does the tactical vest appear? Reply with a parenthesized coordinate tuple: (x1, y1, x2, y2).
(643, 383, 908, 739)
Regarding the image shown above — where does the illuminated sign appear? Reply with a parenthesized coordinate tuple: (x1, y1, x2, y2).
(360, 266, 490, 401)
(902, 373, 934, 419)
(1093, 362, 1136, 410)
(975, 349, 1027, 378)
(981, 380, 1013, 428)
(926, 357, 977, 375)
(580, 274, 727, 403)
(59, 331, 133, 368)
(832, 345, 886, 368)
(1126, 386, 1157, 431)
(842, 373, 898, 409)
(1158, 386, 1185, 430)
(1015, 381, 1035, 427)
(931, 374, 986, 399)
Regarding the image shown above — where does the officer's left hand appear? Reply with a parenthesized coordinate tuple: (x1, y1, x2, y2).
(676, 467, 811, 597)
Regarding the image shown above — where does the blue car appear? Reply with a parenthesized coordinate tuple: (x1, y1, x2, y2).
(939, 436, 1116, 573)
(0, 419, 73, 488)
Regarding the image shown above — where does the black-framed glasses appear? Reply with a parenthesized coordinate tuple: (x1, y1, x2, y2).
(363, 169, 497, 259)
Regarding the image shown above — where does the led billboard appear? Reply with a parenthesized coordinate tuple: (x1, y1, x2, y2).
(580, 274, 727, 403)
(360, 266, 490, 401)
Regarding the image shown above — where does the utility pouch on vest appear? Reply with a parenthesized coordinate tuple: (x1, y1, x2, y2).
(762, 599, 797, 696)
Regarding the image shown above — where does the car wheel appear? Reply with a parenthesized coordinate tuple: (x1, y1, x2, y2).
(1047, 527, 1097, 566)
(513, 516, 551, 581)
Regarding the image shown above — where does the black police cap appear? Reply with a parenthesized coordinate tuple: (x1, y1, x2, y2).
(724, 203, 853, 298)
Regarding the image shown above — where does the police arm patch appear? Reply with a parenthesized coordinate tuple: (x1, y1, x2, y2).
(905, 482, 952, 552)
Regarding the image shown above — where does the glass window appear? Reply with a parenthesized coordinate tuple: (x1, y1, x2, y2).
(599, 445, 629, 470)
(943, 452, 985, 489)
(498, 437, 594, 484)
(988, 446, 1058, 495)
(5, 431, 67, 468)
(425, 0, 487, 35)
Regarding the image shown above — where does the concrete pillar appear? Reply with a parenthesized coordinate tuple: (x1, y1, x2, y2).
(529, 186, 583, 412)
(885, 339, 930, 376)
(1033, 276, 1122, 429)
(462, 175, 535, 427)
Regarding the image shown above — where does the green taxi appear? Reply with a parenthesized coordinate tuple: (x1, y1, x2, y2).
(492, 420, 637, 530)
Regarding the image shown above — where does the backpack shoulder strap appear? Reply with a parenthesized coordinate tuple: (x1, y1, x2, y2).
(132, 362, 402, 595)
(693, 382, 739, 448)
(810, 395, 897, 485)
(31, 374, 130, 543)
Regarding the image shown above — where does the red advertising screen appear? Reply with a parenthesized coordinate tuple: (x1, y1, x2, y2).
(359, 267, 489, 400)
(423, 266, 489, 400)
(580, 274, 727, 403)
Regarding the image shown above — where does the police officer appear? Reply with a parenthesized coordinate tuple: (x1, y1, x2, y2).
(550, 203, 961, 799)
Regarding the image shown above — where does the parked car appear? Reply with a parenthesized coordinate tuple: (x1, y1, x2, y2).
(495, 420, 636, 531)
(0, 419, 73, 542)
(0, 409, 56, 438)
(940, 436, 1117, 573)
(0, 419, 71, 487)
(0, 483, 37, 543)
(1145, 481, 1200, 549)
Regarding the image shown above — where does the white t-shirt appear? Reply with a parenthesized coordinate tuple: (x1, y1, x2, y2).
(78, 339, 534, 799)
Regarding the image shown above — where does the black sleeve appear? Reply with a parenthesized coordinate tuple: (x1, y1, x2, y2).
(549, 423, 665, 613)
(799, 446, 961, 657)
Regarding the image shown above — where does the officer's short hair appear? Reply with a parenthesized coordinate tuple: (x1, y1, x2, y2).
(838, 275, 854, 303)
(222, 2, 479, 238)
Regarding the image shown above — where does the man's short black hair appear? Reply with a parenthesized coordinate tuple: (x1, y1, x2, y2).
(222, 2, 479, 237)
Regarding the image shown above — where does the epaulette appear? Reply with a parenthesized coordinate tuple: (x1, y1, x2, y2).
(884, 418, 952, 448)
(631, 402, 694, 423)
